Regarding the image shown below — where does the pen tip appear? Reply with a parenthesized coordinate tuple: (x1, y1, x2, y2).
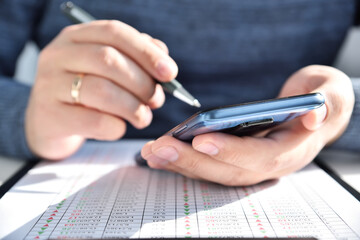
(193, 99, 201, 108)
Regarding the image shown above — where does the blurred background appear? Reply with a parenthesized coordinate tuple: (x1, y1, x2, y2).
(15, 27, 360, 86)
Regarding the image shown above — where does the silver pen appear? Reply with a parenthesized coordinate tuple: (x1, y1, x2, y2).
(60, 1, 201, 108)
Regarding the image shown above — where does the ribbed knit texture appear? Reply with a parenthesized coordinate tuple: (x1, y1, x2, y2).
(0, 0, 359, 159)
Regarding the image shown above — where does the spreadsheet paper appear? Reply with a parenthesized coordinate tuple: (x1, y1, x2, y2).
(0, 140, 359, 239)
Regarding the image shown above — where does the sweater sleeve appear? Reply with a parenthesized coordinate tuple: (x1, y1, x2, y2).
(0, 79, 34, 158)
(0, 0, 46, 159)
(327, 78, 360, 152)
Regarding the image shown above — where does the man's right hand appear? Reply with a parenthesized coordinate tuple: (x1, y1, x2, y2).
(25, 20, 178, 160)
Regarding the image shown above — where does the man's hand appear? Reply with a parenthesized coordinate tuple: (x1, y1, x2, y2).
(26, 20, 177, 160)
(141, 65, 354, 186)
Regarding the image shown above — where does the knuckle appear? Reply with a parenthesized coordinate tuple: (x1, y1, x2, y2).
(96, 46, 118, 70)
(263, 155, 282, 173)
(59, 25, 77, 36)
(102, 20, 122, 34)
(132, 104, 152, 129)
(39, 44, 61, 63)
(183, 158, 200, 173)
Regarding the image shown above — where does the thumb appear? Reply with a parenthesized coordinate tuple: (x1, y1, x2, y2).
(301, 104, 328, 131)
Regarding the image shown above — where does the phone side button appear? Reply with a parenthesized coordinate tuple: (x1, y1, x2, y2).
(173, 124, 188, 135)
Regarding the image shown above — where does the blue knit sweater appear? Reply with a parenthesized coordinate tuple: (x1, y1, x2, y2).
(0, 0, 359, 159)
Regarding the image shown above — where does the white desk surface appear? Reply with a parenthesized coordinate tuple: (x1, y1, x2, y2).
(1, 149, 360, 194)
(0, 156, 26, 186)
(317, 149, 360, 193)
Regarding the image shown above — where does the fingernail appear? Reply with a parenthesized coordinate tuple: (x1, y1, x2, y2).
(153, 146, 179, 162)
(144, 153, 169, 166)
(194, 142, 219, 156)
(156, 59, 177, 79)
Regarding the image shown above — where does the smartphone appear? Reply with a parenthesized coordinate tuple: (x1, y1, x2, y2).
(135, 93, 324, 166)
(165, 93, 325, 141)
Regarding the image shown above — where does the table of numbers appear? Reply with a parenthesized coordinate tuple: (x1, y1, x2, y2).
(19, 142, 359, 239)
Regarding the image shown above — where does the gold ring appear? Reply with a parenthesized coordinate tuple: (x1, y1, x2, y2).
(71, 74, 84, 103)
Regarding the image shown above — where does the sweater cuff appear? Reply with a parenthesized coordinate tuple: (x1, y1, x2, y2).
(0, 78, 35, 159)
(327, 78, 360, 152)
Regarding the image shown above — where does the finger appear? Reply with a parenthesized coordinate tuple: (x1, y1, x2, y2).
(151, 39, 169, 55)
(53, 43, 164, 107)
(148, 83, 166, 109)
(141, 33, 169, 54)
(57, 103, 127, 141)
(192, 132, 281, 172)
(265, 120, 325, 170)
(62, 21, 178, 81)
(141, 140, 169, 166)
(58, 73, 154, 129)
(301, 104, 327, 131)
(141, 141, 199, 179)
(193, 126, 323, 179)
(141, 136, 257, 186)
(278, 65, 354, 138)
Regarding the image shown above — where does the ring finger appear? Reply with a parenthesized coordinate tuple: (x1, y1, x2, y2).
(58, 72, 154, 129)
(55, 43, 164, 107)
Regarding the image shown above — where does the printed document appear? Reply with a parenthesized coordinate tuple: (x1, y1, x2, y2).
(0, 140, 359, 239)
